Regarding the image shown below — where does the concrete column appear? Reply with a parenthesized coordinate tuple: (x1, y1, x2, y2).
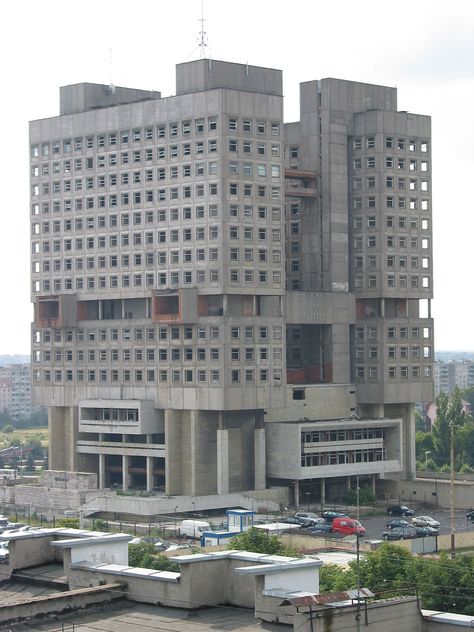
(294, 480, 300, 508)
(217, 429, 229, 494)
(122, 455, 129, 491)
(254, 428, 266, 490)
(346, 476, 351, 490)
(98, 454, 105, 489)
(146, 457, 154, 492)
(321, 478, 326, 506)
(372, 474, 376, 495)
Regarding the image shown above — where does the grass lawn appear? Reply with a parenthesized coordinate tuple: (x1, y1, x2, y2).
(0, 427, 48, 449)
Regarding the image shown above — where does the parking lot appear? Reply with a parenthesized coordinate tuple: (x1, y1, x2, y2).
(335, 506, 473, 540)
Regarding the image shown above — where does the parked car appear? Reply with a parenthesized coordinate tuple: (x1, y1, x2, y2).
(382, 526, 417, 540)
(307, 523, 333, 534)
(467, 509, 474, 521)
(411, 515, 440, 528)
(386, 519, 411, 530)
(414, 526, 439, 537)
(165, 544, 192, 552)
(386, 505, 415, 516)
(294, 512, 324, 525)
(332, 517, 365, 536)
(284, 517, 312, 528)
(322, 511, 349, 523)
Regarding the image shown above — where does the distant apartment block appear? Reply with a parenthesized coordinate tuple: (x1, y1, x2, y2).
(0, 365, 32, 421)
(30, 59, 434, 505)
(434, 360, 474, 396)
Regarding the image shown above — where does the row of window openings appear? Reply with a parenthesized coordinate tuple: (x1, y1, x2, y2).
(355, 365, 432, 379)
(33, 269, 283, 292)
(353, 196, 429, 210)
(32, 203, 282, 223)
(354, 275, 430, 290)
(32, 183, 282, 204)
(35, 346, 283, 364)
(32, 226, 283, 252)
(34, 182, 219, 200)
(35, 367, 282, 385)
(355, 346, 429, 360)
(301, 448, 386, 467)
(302, 428, 383, 443)
(353, 176, 429, 190)
(32, 139, 282, 173)
(33, 247, 283, 272)
(354, 326, 429, 341)
(32, 119, 282, 158)
(34, 325, 282, 347)
(353, 236, 430, 249)
(354, 256, 430, 269)
(353, 217, 429, 230)
(353, 157, 428, 171)
(35, 325, 282, 345)
(353, 137, 428, 152)
(32, 154, 282, 181)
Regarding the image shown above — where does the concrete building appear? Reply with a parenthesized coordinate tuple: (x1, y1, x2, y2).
(30, 59, 434, 505)
(434, 360, 474, 396)
(0, 364, 32, 421)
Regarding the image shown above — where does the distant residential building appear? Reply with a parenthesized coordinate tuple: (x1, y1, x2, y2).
(0, 365, 32, 421)
(434, 360, 474, 396)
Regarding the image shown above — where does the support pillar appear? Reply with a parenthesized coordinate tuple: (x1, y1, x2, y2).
(372, 474, 376, 496)
(146, 457, 153, 493)
(321, 478, 326, 508)
(98, 454, 105, 489)
(122, 455, 129, 491)
(346, 476, 351, 490)
(217, 429, 230, 495)
(254, 428, 266, 490)
(294, 480, 300, 508)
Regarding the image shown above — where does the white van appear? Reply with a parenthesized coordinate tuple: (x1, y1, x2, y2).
(179, 519, 210, 539)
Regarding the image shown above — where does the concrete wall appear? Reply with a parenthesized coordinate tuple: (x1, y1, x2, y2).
(67, 556, 258, 609)
(0, 583, 124, 625)
(293, 597, 422, 632)
(6, 535, 62, 577)
(379, 476, 474, 511)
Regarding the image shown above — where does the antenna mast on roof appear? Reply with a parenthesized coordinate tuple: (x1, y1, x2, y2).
(198, 0, 209, 59)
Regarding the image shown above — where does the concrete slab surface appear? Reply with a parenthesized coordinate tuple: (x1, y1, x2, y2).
(5, 601, 292, 631)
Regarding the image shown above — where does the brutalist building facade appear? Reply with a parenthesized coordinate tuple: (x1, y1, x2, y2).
(30, 60, 433, 504)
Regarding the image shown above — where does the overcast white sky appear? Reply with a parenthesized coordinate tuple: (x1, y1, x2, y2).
(1, 0, 473, 354)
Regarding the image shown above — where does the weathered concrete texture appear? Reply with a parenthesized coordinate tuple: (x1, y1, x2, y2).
(0, 582, 124, 625)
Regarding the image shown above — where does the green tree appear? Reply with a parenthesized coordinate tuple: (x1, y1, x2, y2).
(128, 542, 179, 572)
(415, 431, 434, 463)
(229, 527, 297, 556)
(350, 543, 414, 596)
(458, 422, 474, 467)
(319, 564, 355, 593)
(432, 392, 450, 466)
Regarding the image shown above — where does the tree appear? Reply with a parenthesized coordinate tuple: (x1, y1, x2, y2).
(319, 564, 354, 593)
(432, 392, 450, 467)
(128, 542, 179, 572)
(229, 527, 297, 556)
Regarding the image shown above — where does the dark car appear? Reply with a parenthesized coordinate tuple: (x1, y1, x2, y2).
(382, 526, 417, 540)
(415, 526, 439, 537)
(323, 511, 349, 523)
(283, 517, 309, 527)
(386, 519, 411, 530)
(467, 509, 474, 521)
(386, 505, 415, 516)
(307, 523, 333, 534)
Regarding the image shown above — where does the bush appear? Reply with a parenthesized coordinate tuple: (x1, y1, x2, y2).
(343, 485, 375, 506)
(460, 463, 474, 474)
(229, 527, 298, 557)
(1, 425, 14, 434)
(56, 517, 80, 529)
